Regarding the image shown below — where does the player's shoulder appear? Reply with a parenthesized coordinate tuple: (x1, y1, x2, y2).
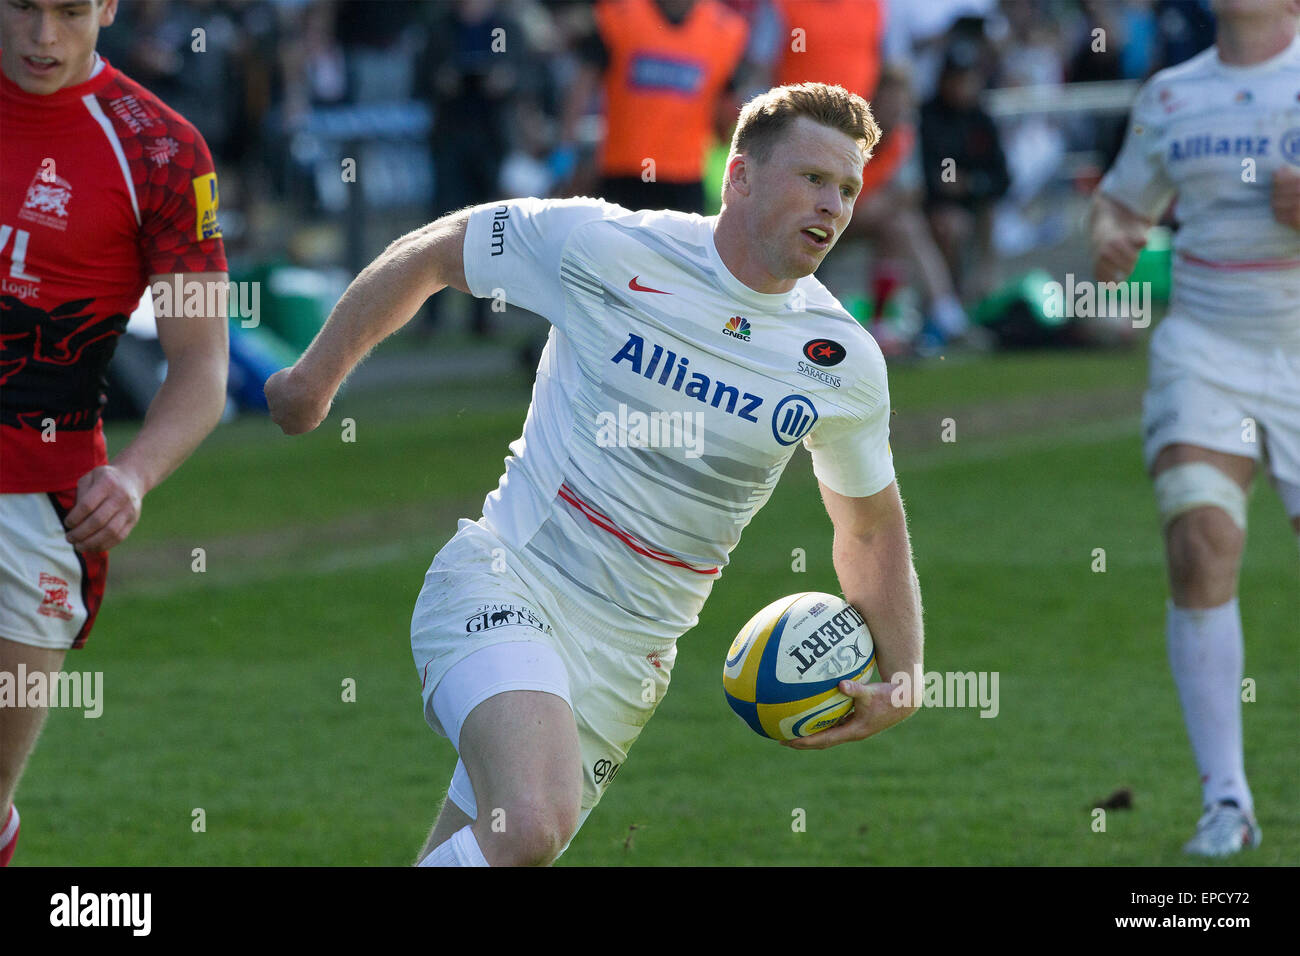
(482, 195, 635, 253)
(793, 276, 889, 381)
(796, 276, 877, 342)
(474, 195, 708, 269)
(1151, 46, 1219, 86)
(1130, 47, 1219, 116)
(612, 205, 714, 240)
(567, 202, 715, 260)
(513, 194, 645, 227)
(91, 61, 210, 148)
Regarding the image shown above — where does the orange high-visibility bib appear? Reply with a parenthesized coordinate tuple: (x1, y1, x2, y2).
(595, 0, 748, 182)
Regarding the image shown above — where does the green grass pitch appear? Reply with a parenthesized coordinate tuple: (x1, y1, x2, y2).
(17, 346, 1297, 865)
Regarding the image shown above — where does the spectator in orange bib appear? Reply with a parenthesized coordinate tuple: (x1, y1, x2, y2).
(560, 0, 750, 214)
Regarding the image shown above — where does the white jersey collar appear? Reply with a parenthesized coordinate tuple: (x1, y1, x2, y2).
(1212, 30, 1300, 76)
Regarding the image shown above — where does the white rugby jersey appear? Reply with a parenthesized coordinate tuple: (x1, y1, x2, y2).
(1099, 32, 1300, 344)
(461, 197, 894, 642)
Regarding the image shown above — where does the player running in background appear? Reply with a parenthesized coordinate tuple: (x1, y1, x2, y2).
(0, 0, 229, 865)
(1090, 0, 1300, 857)
(267, 82, 924, 867)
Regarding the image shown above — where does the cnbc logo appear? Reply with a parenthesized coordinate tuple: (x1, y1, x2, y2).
(722, 316, 751, 341)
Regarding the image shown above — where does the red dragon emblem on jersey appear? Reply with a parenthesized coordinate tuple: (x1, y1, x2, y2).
(0, 296, 128, 431)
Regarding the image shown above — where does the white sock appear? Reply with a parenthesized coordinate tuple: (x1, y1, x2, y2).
(418, 824, 489, 867)
(1167, 598, 1253, 813)
(0, 805, 18, 846)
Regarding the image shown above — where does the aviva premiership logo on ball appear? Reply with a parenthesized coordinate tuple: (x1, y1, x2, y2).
(722, 592, 874, 740)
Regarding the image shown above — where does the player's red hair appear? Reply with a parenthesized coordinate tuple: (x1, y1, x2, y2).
(730, 82, 881, 165)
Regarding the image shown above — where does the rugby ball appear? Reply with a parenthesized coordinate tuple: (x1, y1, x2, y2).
(723, 592, 875, 740)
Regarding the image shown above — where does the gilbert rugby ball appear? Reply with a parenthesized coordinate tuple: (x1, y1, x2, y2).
(722, 591, 875, 740)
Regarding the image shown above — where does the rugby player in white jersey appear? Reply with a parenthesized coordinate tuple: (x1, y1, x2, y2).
(1091, 0, 1300, 857)
(267, 83, 924, 866)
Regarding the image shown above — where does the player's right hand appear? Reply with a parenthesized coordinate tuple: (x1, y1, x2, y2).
(265, 366, 332, 435)
(1093, 228, 1147, 284)
(780, 680, 917, 750)
(65, 465, 145, 553)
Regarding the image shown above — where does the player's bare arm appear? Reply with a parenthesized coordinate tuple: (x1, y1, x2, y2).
(783, 480, 924, 751)
(1088, 191, 1154, 284)
(1271, 165, 1300, 229)
(63, 271, 229, 553)
(265, 208, 473, 435)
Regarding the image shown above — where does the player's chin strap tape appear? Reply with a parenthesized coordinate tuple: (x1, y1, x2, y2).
(1154, 462, 1248, 532)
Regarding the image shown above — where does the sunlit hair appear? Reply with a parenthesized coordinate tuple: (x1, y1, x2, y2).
(729, 83, 881, 169)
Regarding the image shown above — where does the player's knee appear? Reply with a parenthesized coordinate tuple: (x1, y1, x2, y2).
(1154, 461, 1247, 532)
(1156, 462, 1247, 583)
(490, 798, 579, 867)
(1166, 508, 1244, 593)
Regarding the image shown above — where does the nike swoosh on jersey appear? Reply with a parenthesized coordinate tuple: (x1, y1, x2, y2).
(628, 276, 671, 294)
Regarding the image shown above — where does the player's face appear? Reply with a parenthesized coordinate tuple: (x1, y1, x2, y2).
(745, 117, 864, 289)
(0, 0, 117, 95)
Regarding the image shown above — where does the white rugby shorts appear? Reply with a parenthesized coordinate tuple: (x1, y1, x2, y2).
(0, 490, 108, 650)
(411, 517, 676, 815)
(1143, 315, 1300, 517)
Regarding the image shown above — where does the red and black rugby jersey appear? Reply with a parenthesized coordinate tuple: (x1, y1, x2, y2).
(0, 54, 228, 492)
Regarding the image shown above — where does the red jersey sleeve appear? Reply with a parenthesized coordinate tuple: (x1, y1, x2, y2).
(128, 108, 228, 277)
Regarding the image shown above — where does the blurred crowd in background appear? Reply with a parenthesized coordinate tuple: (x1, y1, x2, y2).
(101, 0, 1218, 357)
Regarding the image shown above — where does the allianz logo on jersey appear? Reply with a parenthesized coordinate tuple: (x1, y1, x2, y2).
(610, 332, 818, 446)
(1167, 132, 1271, 163)
(489, 205, 509, 257)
